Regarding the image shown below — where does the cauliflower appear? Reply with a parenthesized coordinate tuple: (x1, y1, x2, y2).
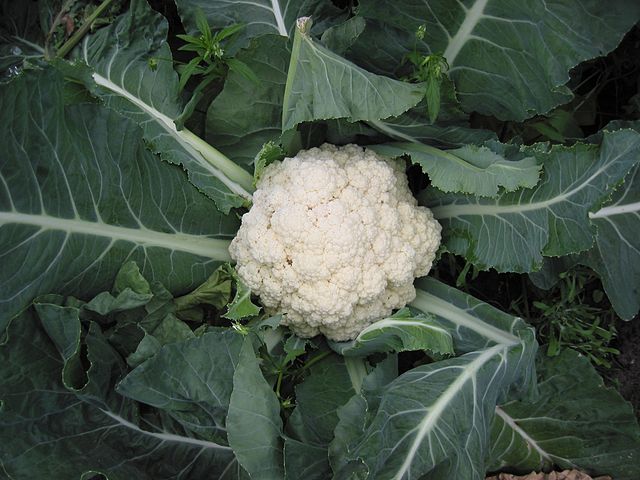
(229, 143, 441, 341)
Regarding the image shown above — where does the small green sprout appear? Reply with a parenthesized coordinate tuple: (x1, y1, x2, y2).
(403, 24, 449, 124)
(175, 10, 258, 91)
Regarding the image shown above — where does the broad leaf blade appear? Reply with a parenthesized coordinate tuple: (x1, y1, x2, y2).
(0, 67, 237, 332)
(344, 343, 536, 479)
(207, 35, 291, 166)
(371, 141, 541, 197)
(288, 354, 361, 446)
(227, 338, 284, 479)
(282, 17, 425, 131)
(329, 308, 454, 357)
(412, 278, 528, 353)
(79, 0, 253, 212)
(0, 306, 240, 479)
(333, 280, 537, 479)
(356, 0, 640, 121)
(284, 438, 332, 480)
(424, 128, 640, 272)
(117, 330, 243, 442)
(175, 0, 344, 44)
(586, 164, 640, 319)
(489, 350, 640, 480)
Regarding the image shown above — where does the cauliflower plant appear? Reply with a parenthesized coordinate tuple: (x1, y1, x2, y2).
(229, 143, 441, 341)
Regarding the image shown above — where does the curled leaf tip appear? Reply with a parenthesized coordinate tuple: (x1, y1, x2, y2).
(296, 16, 312, 35)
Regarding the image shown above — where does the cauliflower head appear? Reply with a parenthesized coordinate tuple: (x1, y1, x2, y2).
(229, 143, 441, 341)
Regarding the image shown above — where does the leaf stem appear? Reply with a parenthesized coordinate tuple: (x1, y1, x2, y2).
(56, 0, 115, 59)
(298, 349, 331, 374)
(177, 128, 255, 194)
(281, 18, 307, 130)
(275, 369, 284, 398)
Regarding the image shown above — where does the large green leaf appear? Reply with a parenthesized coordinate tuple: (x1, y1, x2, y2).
(79, 0, 253, 212)
(0, 303, 241, 479)
(424, 128, 640, 272)
(226, 338, 284, 479)
(488, 350, 640, 480)
(116, 330, 244, 443)
(333, 279, 537, 479)
(367, 103, 496, 149)
(0, 67, 237, 332)
(356, 0, 640, 121)
(371, 141, 541, 197)
(585, 164, 640, 319)
(412, 278, 531, 353)
(207, 35, 291, 166)
(288, 354, 363, 446)
(175, 0, 344, 46)
(284, 438, 332, 480)
(282, 17, 425, 131)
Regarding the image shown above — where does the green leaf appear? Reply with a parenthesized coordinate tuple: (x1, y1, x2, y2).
(207, 35, 291, 166)
(412, 278, 535, 354)
(371, 141, 541, 197)
(284, 438, 332, 480)
(79, 0, 254, 212)
(223, 266, 261, 321)
(488, 350, 640, 479)
(584, 163, 640, 319)
(178, 56, 205, 91)
(425, 73, 442, 124)
(253, 141, 287, 186)
(0, 67, 237, 333)
(282, 17, 425, 131)
(328, 395, 370, 474)
(225, 57, 260, 85)
(356, 0, 640, 121)
(0, 306, 241, 479)
(34, 300, 87, 390)
(335, 280, 537, 479)
(288, 354, 362, 446)
(175, 0, 345, 47)
(424, 128, 640, 272)
(84, 289, 153, 317)
(117, 330, 244, 443)
(283, 334, 310, 364)
(367, 98, 496, 148)
(328, 308, 454, 357)
(114, 261, 152, 295)
(227, 338, 284, 479)
(174, 264, 233, 318)
(320, 16, 366, 55)
(215, 23, 246, 43)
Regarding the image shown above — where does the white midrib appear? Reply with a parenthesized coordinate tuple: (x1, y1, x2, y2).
(494, 406, 553, 466)
(589, 201, 640, 219)
(432, 164, 609, 219)
(443, 0, 489, 65)
(271, 0, 288, 36)
(411, 290, 519, 346)
(393, 344, 506, 479)
(90, 72, 251, 199)
(100, 409, 232, 450)
(0, 211, 232, 260)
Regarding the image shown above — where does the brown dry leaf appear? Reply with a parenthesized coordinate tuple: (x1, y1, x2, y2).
(485, 469, 612, 480)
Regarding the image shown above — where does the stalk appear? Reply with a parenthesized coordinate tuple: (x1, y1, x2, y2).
(56, 0, 115, 59)
(178, 128, 255, 194)
(281, 17, 309, 129)
(344, 356, 368, 395)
